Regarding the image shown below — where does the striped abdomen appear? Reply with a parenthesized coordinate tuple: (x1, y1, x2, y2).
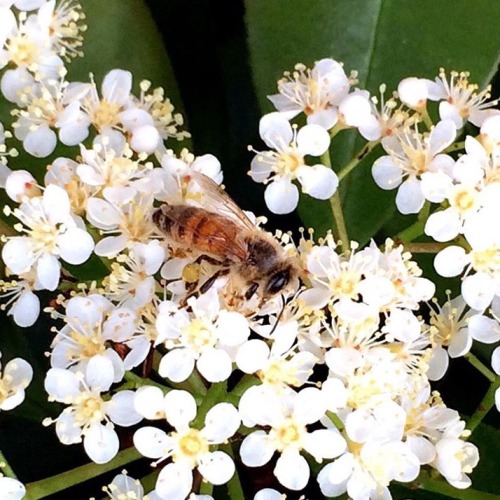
(153, 204, 248, 261)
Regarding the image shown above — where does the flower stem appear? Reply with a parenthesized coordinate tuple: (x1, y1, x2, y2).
(414, 471, 498, 499)
(193, 381, 227, 428)
(403, 242, 448, 254)
(321, 149, 349, 252)
(199, 479, 214, 496)
(230, 374, 260, 398)
(444, 141, 465, 153)
(466, 375, 500, 433)
(124, 371, 171, 392)
(24, 447, 142, 500)
(395, 220, 425, 244)
(221, 443, 245, 500)
(337, 141, 377, 181)
(0, 450, 18, 479)
(465, 352, 496, 383)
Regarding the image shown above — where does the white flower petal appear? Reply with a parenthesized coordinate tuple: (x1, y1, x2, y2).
(198, 451, 235, 485)
(156, 462, 193, 500)
(296, 164, 338, 199)
(240, 431, 275, 467)
(11, 290, 39, 327)
(434, 246, 467, 278)
(57, 228, 94, 264)
(197, 348, 232, 383)
(36, 253, 60, 291)
(106, 390, 142, 426)
(396, 177, 425, 214)
(303, 429, 346, 461)
(204, 403, 240, 442)
(274, 450, 309, 490)
(84, 423, 119, 464)
(235, 339, 269, 374)
(372, 156, 402, 190)
(259, 113, 293, 150)
(264, 179, 299, 214)
(163, 390, 197, 428)
(133, 427, 170, 459)
(296, 124, 330, 156)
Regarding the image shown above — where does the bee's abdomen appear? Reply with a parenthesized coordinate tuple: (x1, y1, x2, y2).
(154, 205, 247, 261)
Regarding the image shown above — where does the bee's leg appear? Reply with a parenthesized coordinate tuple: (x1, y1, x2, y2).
(199, 268, 230, 294)
(193, 254, 226, 266)
(245, 282, 259, 300)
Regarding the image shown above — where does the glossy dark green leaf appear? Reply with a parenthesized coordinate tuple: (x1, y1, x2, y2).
(245, 0, 500, 243)
(70, 0, 184, 113)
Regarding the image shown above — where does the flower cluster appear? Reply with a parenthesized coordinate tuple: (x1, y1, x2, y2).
(0, 3, 498, 499)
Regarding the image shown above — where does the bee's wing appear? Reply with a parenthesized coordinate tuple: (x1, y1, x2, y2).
(154, 204, 249, 262)
(184, 171, 256, 231)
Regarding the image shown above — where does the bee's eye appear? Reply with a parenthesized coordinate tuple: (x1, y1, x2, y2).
(267, 270, 289, 295)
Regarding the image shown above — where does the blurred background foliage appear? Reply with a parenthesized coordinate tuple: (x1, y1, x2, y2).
(0, 0, 500, 498)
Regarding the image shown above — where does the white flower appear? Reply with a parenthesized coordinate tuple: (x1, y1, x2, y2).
(250, 113, 337, 214)
(2, 185, 94, 290)
(0, 8, 64, 87)
(86, 192, 156, 257)
(240, 388, 346, 491)
(104, 241, 165, 309)
(0, 269, 41, 327)
(428, 295, 474, 380)
(318, 440, 420, 499)
(44, 361, 142, 464)
(426, 69, 500, 128)
(434, 436, 479, 488)
(49, 294, 133, 382)
(236, 322, 316, 393)
(372, 120, 456, 214)
(161, 150, 223, 184)
(133, 390, 240, 500)
(156, 289, 250, 383)
(12, 72, 90, 157)
(0, 353, 32, 411)
(103, 472, 145, 500)
(268, 58, 353, 130)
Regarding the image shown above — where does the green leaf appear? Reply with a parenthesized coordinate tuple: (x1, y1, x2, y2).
(469, 422, 500, 494)
(245, 0, 500, 244)
(70, 0, 184, 112)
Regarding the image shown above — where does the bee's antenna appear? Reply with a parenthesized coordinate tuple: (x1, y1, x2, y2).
(268, 294, 287, 337)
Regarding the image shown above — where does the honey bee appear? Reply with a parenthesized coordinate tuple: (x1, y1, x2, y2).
(152, 172, 298, 302)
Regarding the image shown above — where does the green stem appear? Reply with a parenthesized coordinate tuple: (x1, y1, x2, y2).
(327, 411, 344, 432)
(395, 220, 425, 244)
(403, 242, 448, 254)
(419, 106, 434, 129)
(24, 447, 142, 500)
(199, 479, 214, 496)
(220, 443, 245, 500)
(414, 471, 499, 499)
(124, 371, 171, 392)
(466, 376, 500, 433)
(465, 352, 496, 383)
(230, 374, 260, 398)
(0, 450, 18, 479)
(337, 141, 377, 181)
(321, 148, 349, 252)
(193, 381, 227, 428)
(444, 141, 465, 153)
